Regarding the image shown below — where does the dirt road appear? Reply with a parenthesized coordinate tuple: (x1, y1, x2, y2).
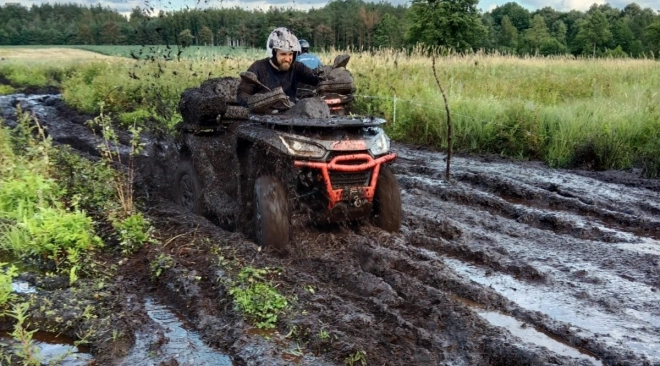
(2, 93, 659, 365)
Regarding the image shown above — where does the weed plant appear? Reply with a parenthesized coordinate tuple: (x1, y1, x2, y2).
(86, 104, 154, 254)
(5, 302, 41, 365)
(229, 266, 288, 329)
(0, 263, 17, 308)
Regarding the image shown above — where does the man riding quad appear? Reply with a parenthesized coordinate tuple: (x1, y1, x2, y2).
(237, 27, 320, 107)
(174, 27, 402, 253)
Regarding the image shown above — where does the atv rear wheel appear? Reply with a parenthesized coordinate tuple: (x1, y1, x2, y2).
(254, 176, 289, 252)
(173, 160, 204, 215)
(372, 165, 402, 232)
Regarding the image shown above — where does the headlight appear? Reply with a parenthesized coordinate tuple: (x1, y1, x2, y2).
(370, 133, 390, 156)
(280, 136, 326, 158)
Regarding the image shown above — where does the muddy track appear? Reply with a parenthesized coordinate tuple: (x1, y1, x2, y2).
(2, 93, 659, 366)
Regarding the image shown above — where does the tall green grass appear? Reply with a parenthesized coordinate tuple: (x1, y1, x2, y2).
(0, 46, 659, 176)
(349, 49, 660, 176)
(0, 113, 104, 273)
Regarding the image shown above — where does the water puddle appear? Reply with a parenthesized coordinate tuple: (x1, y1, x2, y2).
(451, 295, 601, 365)
(119, 298, 233, 366)
(245, 327, 306, 363)
(11, 280, 37, 294)
(615, 238, 660, 256)
(0, 331, 93, 365)
(444, 257, 660, 362)
(478, 311, 601, 365)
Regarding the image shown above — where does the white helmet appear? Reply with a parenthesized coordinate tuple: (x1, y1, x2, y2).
(266, 27, 301, 57)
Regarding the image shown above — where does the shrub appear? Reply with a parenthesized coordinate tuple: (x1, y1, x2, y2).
(111, 213, 152, 255)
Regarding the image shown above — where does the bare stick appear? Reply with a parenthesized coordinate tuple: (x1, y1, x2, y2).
(431, 54, 452, 181)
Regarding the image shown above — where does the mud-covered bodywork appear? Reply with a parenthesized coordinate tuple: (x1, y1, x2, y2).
(235, 119, 396, 216)
(175, 111, 397, 223)
(174, 56, 401, 250)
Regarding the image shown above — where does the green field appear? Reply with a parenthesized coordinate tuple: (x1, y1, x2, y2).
(76, 45, 265, 61)
(1, 45, 659, 176)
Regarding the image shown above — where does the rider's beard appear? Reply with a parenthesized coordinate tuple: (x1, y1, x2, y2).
(279, 61, 291, 71)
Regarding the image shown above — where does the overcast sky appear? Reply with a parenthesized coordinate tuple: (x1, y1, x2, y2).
(3, 0, 658, 17)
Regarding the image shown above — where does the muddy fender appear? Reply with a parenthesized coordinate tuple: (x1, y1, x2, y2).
(372, 165, 402, 232)
(173, 160, 204, 215)
(254, 176, 289, 252)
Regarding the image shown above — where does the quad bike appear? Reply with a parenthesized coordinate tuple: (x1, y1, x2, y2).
(173, 55, 402, 252)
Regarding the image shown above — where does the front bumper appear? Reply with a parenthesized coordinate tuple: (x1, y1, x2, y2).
(294, 152, 397, 209)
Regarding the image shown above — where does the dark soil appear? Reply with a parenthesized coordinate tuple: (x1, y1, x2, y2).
(2, 93, 659, 366)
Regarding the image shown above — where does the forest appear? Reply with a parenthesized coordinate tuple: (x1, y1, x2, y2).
(0, 0, 659, 58)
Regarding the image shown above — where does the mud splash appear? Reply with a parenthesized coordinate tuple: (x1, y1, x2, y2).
(2, 93, 659, 365)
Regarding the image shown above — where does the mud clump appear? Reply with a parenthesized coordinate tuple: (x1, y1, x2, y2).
(285, 97, 331, 118)
(177, 76, 248, 127)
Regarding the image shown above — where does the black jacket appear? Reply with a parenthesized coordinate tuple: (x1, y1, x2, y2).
(237, 58, 319, 106)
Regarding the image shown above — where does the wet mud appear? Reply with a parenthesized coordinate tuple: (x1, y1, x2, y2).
(2, 93, 659, 365)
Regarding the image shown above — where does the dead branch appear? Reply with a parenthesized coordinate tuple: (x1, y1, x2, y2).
(431, 55, 452, 181)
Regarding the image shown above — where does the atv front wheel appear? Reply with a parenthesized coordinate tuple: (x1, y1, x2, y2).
(173, 160, 204, 215)
(254, 176, 290, 252)
(372, 165, 402, 232)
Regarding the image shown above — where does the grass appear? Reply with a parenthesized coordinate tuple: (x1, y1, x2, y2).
(0, 45, 659, 176)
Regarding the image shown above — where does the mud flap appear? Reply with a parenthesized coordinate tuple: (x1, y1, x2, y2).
(254, 176, 290, 252)
(372, 165, 402, 232)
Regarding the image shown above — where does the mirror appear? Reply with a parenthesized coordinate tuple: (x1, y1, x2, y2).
(332, 54, 350, 69)
(240, 71, 271, 91)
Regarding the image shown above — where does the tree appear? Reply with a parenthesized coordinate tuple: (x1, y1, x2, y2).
(178, 29, 194, 47)
(575, 9, 612, 57)
(478, 13, 498, 51)
(551, 20, 567, 45)
(314, 23, 333, 50)
(612, 18, 635, 54)
(498, 15, 518, 50)
(374, 13, 403, 48)
(358, 6, 380, 49)
(646, 21, 660, 56)
(406, 0, 485, 51)
(622, 3, 655, 52)
(216, 27, 228, 46)
(523, 15, 550, 54)
(199, 25, 213, 46)
(77, 24, 94, 45)
(490, 2, 530, 32)
(101, 21, 121, 45)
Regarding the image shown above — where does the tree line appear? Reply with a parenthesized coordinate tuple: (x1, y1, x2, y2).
(0, 0, 659, 58)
